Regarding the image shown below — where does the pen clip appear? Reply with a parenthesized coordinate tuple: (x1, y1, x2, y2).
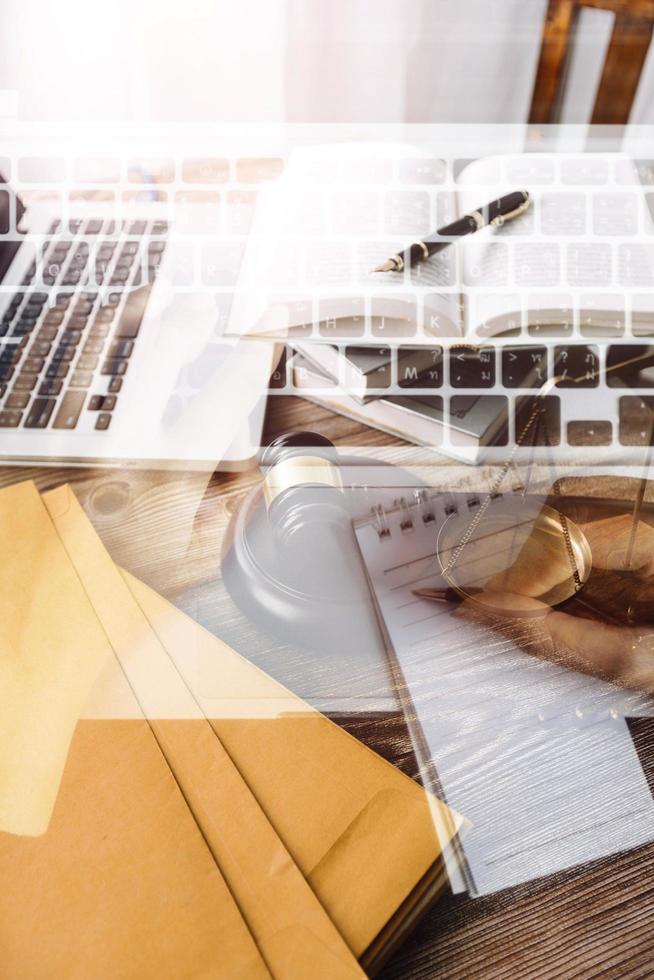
(490, 191, 531, 227)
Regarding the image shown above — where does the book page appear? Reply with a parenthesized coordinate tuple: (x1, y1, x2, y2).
(227, 142, 462, 338)
(456, 153, 654, 337)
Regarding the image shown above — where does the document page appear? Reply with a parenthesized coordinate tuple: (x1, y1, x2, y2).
(354, 488, 654, 895)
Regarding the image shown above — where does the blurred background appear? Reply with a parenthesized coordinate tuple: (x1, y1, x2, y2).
(1, 0, 653, 124)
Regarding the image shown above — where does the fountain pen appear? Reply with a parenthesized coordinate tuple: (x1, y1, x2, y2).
(374, 189, 531, 273)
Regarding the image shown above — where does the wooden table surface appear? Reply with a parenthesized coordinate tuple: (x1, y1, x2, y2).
(4, 392, 654, 979)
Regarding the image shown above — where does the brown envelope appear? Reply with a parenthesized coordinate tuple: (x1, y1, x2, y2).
(126, 573, 463, 959)
(43, 483, 364, 980)
(0, 484, 269, 979)
(48, 480, 464, 961)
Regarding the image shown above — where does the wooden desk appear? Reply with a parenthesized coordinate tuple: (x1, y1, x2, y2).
(3, 393, 654, 979)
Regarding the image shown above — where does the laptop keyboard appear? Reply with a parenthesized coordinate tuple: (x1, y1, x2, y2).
(2, 149, 654, 455)
(0, 217, 168, 430)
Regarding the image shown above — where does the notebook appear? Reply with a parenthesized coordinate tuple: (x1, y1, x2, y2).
(353, 485, 654, 896)
(291, 354, 506, 455)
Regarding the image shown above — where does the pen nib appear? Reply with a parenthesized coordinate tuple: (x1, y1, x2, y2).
(373, 260, 396, 273)
(412, 588, 448, 601)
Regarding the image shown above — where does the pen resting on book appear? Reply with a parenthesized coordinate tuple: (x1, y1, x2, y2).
(374, 189, 530, 273)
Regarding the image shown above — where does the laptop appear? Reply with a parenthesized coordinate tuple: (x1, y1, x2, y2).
(0, 174, 272, 470)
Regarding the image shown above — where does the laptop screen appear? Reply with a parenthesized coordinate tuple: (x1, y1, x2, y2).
(0, 176, 25, 281)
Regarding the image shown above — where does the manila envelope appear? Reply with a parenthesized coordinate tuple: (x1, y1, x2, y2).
(44, 483, 464, 967)
(0, 482, 269, 979)
(43, 483, 363, 980)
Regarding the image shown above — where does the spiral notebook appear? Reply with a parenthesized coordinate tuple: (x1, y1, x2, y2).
(353, 489, 654, 896)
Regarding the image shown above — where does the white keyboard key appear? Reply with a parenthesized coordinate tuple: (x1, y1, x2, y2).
(383, 190, 431, 237)
(73, 157, 121, 183)
(505, 157, 556, 185)
(181, 158, 230, 183)
(344, 157, 394, 184)
(471, 293, 522, 338)
(567, 242, 613, 286)
(398, 158, 446, 184)
(410, 249, 456, 287)
(256, 296, 313, 337)
(330, 190, 379, 236)
(561, 158, 609, 184)
(618, 243, 654, 286)
(527, 293, 574, 337)
(173, 190, 222, 233)
(236, 157, 284, 183)
(305, 241, 354, 286)
(18, 156, 66, 183)
(615, 158, 654, 184)
(515, 244, 560, 287)
(454, 158, 502, 183)
(435, 190, 457, 226)
(371, 294, 418, 337)
(225, 189, 257, 235)
(464, 242, 509, 287)
(540, 192, 586, 236)
(579, 293, 625, 336)
(319, 296, 365, 338)
(246, 240, 297, 287)
(632, 293, 654, 336)
(281, 189, 326, 237)
(593, 192, 639, 236)
(127, 158, 175, 183)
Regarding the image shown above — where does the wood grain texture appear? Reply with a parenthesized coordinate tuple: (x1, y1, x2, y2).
(2, 392, 654, 978)
(529, 0, 654, 125)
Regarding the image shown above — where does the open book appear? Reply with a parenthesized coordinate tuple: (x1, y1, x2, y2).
(228, 143, 654, 344)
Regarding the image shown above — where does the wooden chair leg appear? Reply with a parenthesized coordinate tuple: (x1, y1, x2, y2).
(529, 0, 578, 124)
(591, 13, 654, 124)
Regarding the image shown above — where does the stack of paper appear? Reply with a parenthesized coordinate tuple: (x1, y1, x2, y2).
(0, 480, 464, 978)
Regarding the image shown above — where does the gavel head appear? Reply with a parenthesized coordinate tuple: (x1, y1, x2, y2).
(260, 431, 350, 550)
(222, 430, 380, 654)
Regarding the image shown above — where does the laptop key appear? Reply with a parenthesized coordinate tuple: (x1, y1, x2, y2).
(554, 345, 600, 388)
(36, 325, 58, 343)
(619, 395, 654, 445)
(52, 345, 76, 362)
(515, 395, 561, 445)
(108, 377, 123, 393)
(6, 392, 29, 409)
(30, 340, 52, 358)
(107, 339, 133, 359)
(83, 338, 104, 354)
(24, 397, 56, 429)
(53, 390, 86, 428)
(567, 420, 612, 446)
(101, 358, 128, 376)
(77, 354, 99, 371)
(69, 371, 93, 388)
(502, 346, 547, 388)
(397, 347, 443, 388)
(450, 345, 495, 388)
(0, 410, 22, 426)
(95, 412, 112, 430)
(38, 379, 62, 396)
(22, 356, 45, 374)
(606, 344, 654, 387)
(94, 308, 115, 323)
(43, 310, 65, 326)
(45, 362, 69, 379)
(13, 374, 38, 391)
